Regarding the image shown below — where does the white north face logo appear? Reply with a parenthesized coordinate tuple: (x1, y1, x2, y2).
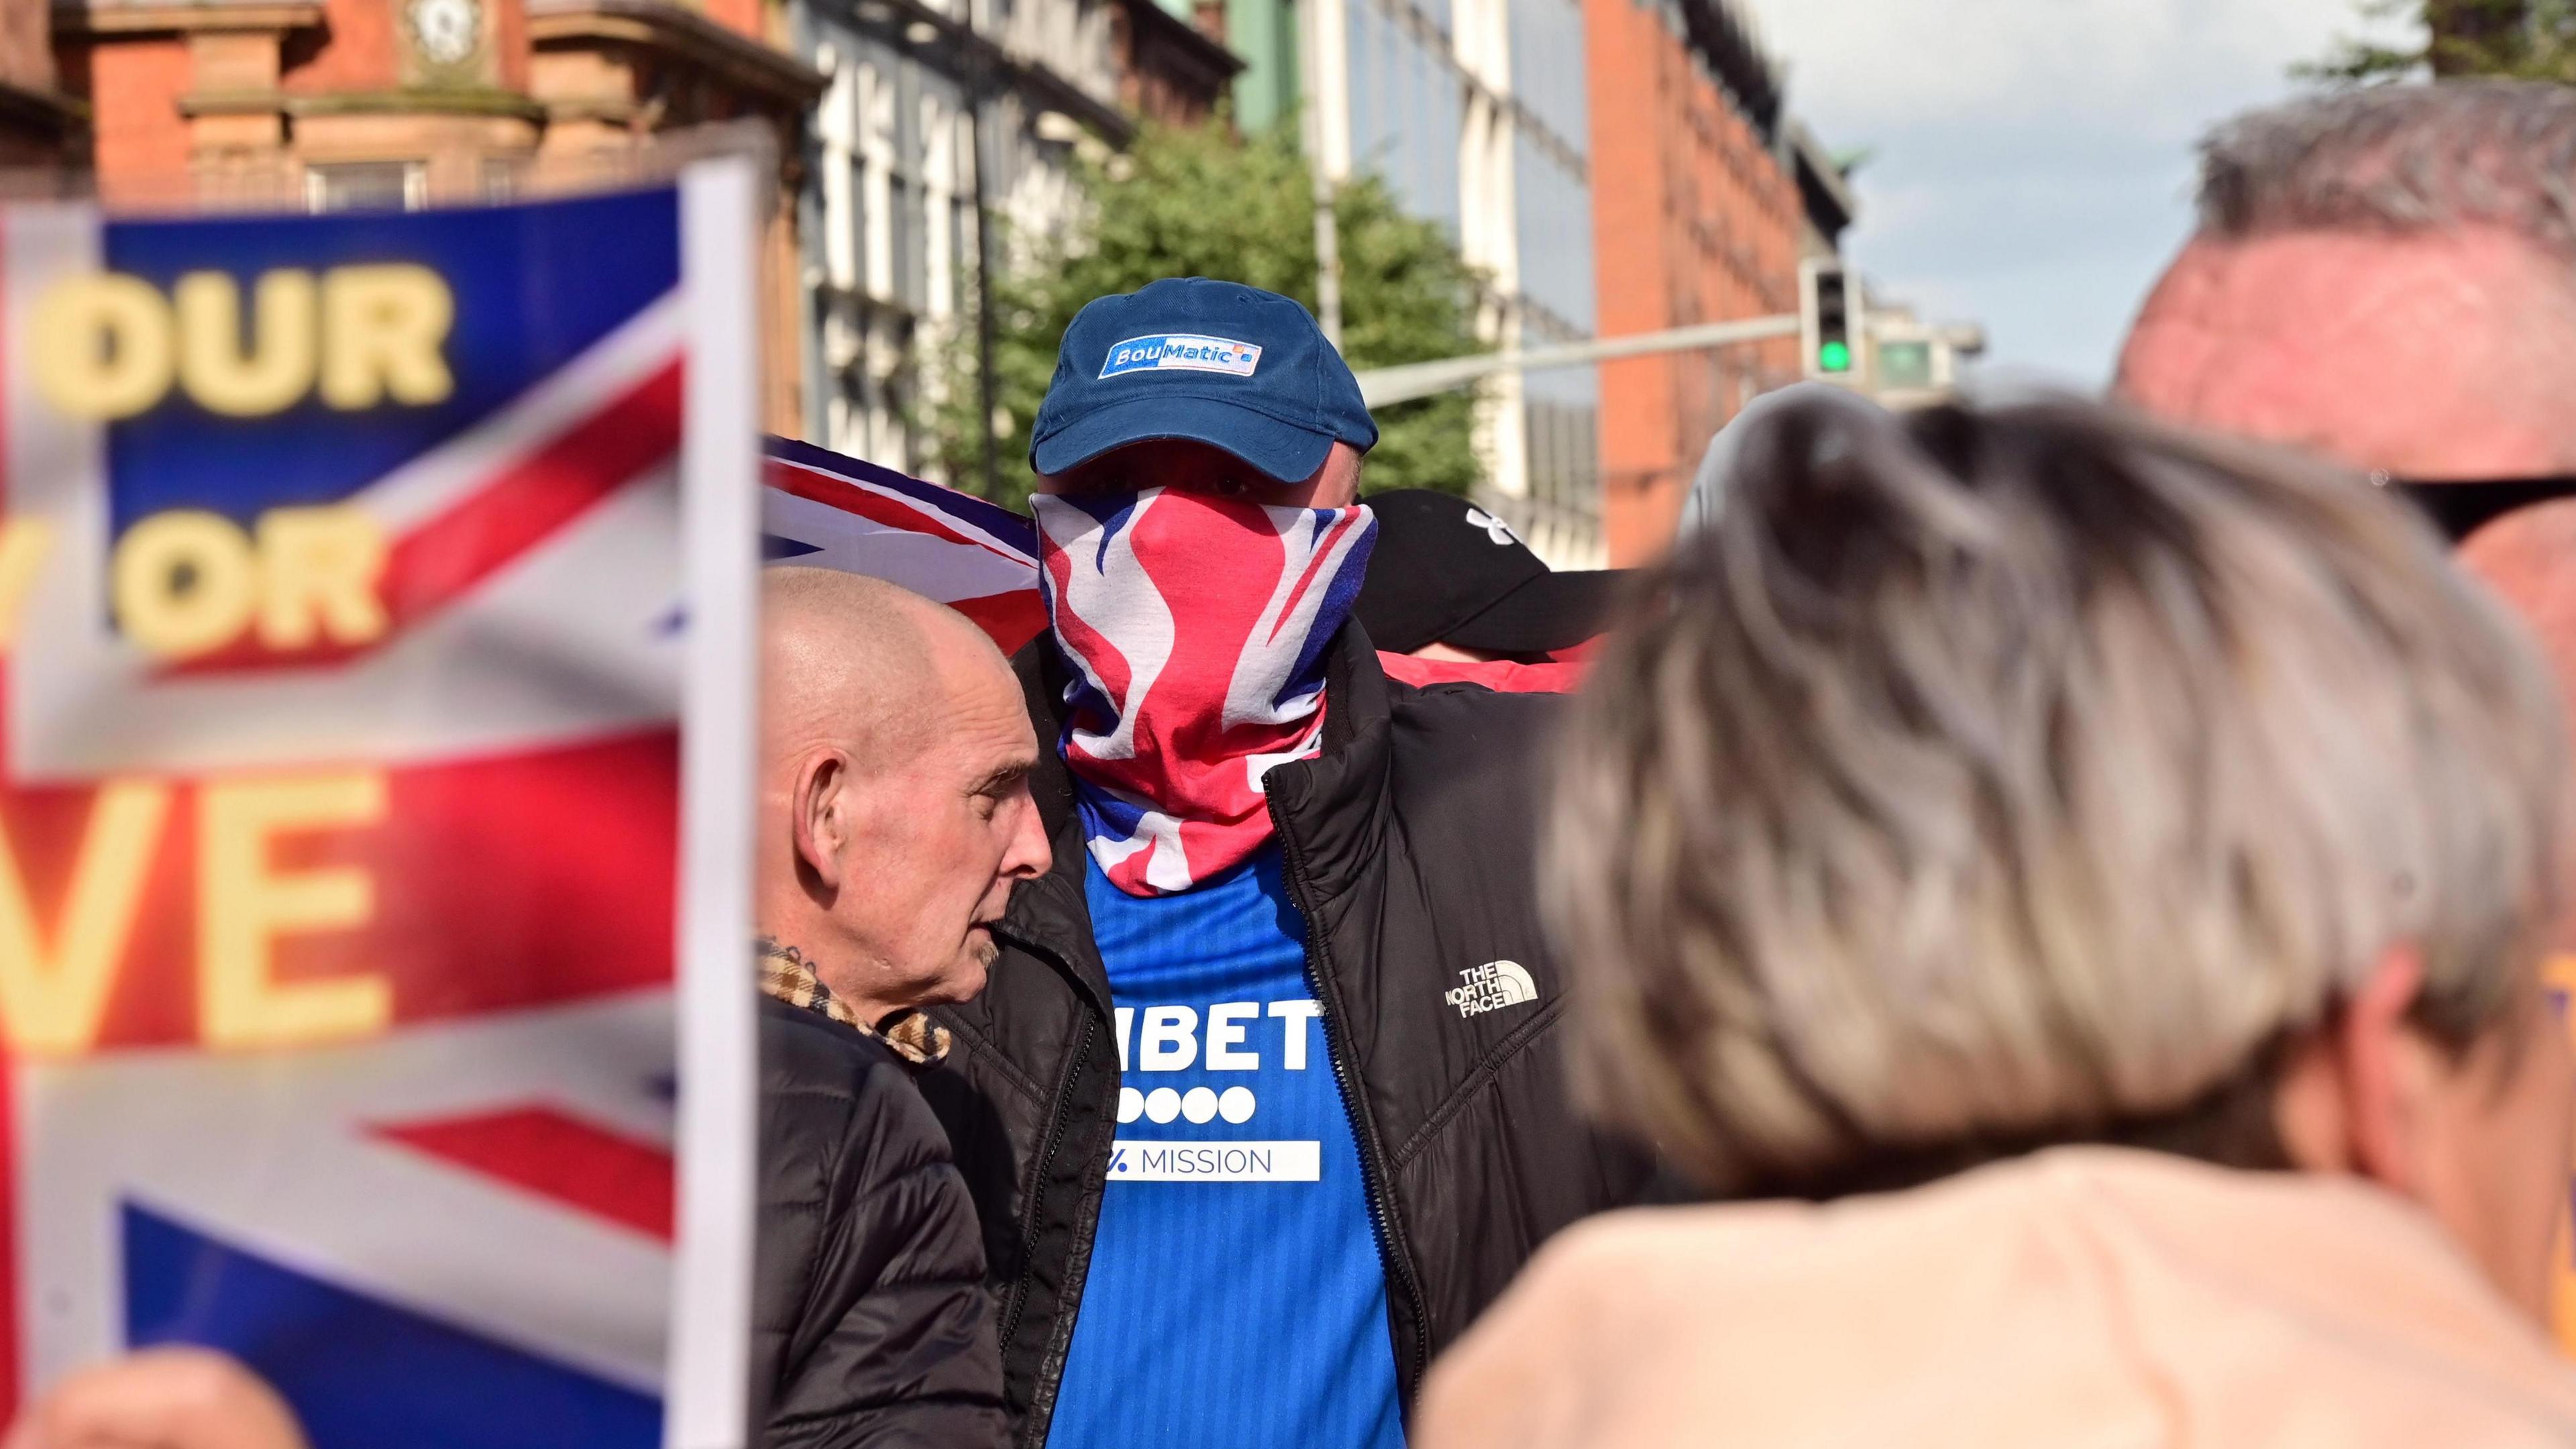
(1463, 507, 1520, 547)
(1446, 960, 1539, 1017)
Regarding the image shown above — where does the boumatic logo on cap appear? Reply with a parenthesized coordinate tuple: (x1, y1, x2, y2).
(1099, 333, 1263, 380)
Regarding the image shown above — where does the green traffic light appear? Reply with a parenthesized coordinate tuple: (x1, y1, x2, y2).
(1818, 339, 1852, 373)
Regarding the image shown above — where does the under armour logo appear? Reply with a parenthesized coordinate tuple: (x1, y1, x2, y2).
(1463, 507, 1519, 547)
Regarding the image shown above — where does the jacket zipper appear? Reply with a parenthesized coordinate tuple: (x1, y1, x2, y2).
(1269, 792, 1433, 1399)
(995, 986, 1099, 1448)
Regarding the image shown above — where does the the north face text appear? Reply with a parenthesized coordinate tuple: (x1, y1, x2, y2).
(1445, 960, 1538, 1017)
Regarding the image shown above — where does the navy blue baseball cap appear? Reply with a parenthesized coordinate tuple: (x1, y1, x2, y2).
(1030, 278, 1379, 484)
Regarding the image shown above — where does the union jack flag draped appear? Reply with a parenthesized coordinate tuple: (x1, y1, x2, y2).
(763, 452, 1388, 893)
(759, 449, 1579, 897)
(758, 438, 1045, 655)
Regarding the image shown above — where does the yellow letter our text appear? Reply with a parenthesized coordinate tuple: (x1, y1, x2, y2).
(29, 274, 174, 421)
(27, 265, 456, 419)
(321, 266, 454, 410)
(111, 506, 387, 659)
(0, 519, 54, 653)
(0, 782, 171, 1055)
(175, 270, 320, 418)
(198, 771, 391, 1051)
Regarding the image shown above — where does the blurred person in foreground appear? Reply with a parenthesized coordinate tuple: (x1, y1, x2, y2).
(1352, 488, 1620, 692)
(2118, 76, 2576, 1344)
(1417, 393, 2576, 1448)
(751, 567, 1046, 1446)
(924, 278, 1650, 1447)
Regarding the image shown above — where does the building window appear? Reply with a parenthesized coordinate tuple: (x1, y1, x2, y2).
(481, 157, 524, 204)
(305, 162, 429, 214)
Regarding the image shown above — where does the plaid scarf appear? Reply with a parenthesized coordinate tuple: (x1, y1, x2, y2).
(755, 938, 951, 1067)
(1034, 487, 1376, 896)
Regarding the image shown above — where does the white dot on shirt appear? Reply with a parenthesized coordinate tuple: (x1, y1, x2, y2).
(1144, 1087, 1181, 1124)
(1218, 1086, 1256, 1123)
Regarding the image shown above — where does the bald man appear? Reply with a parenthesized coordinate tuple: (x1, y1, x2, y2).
(749, 568, 1046, 1448)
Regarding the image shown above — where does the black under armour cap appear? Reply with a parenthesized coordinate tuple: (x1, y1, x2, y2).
(1354, 490, 1627, 657)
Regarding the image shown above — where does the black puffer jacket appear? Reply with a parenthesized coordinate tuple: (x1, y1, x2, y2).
(920, 624, 1656, 1446)
(753, 996, 1010, 1448)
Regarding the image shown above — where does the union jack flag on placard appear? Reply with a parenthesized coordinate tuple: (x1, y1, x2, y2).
(0, 168, 761, 1448)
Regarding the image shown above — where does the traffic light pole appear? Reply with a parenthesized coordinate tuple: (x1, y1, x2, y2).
(1351, 313, 1801, 408)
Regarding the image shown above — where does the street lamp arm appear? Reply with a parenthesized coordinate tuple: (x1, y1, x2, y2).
(1352, 313, 1801, 408)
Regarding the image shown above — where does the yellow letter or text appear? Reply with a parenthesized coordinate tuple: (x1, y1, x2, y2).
(256, 506, 387, 649)
(319, 266, 453, 409)
(176, 270, 319, 418)
(0, 520, 54, 653)
(28, 274, 174, 421)
(0, 782, 170, 1055)
(111, 511, 258, 658)
(199, 772, 390, 1050)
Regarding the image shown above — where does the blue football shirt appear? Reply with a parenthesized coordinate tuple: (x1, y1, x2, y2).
(1044, 845, 1406, 1449)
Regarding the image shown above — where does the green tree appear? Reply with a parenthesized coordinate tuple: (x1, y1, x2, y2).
(2301, 0, 2576, 84)
(928, 120, 1489, 512)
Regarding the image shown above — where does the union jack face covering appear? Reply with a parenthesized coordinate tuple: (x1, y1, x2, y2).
(1034, 487, 1379, 896)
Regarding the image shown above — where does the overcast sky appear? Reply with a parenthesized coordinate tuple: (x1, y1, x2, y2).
(1737, 0, 2416, 389)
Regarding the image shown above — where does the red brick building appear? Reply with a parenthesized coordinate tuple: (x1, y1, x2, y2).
(44, 0, 824, 429)
(1110, 0, 1241, 128)
(1582, 0, 1811, 565)
(1, 1, 82, 167)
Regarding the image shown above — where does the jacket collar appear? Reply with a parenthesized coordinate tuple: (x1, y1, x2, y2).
(1257, 621, 1394, 903)
(755, 937, 953, 1066)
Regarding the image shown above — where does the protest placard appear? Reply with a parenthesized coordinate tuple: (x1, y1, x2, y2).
(0, 159, 761, 1448)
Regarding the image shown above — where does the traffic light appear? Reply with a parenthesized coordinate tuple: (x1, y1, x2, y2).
(1801, 258, 1861, 381)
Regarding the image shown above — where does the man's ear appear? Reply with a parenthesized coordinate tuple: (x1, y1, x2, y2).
(792, 749, 854, 894)
(2276, 944, 2430, 1190)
